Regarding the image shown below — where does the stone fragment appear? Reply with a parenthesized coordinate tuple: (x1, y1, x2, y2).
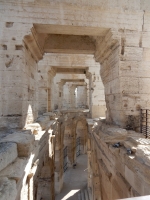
(0, 142, 18, 172)
(0, 177, 17, 200)
(0, 158, 27, 182)
(136, 145, 150, 167)
(100, 126, 127, 143)
(36, 116, 50, 130)
(0, 131, 34, 157)
(24, 123, 42, 135)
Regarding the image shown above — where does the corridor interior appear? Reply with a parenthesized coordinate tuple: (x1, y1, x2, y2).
(1, 1, 150, 200)
(55, 154, 88, 200)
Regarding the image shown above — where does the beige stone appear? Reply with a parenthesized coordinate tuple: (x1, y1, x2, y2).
(0, 142, 18, 172)
(0, 131, 34, 157)
(0, 177, 17, 200)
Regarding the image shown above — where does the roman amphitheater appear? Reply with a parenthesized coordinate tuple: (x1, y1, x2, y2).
(0, 0, 150, 200)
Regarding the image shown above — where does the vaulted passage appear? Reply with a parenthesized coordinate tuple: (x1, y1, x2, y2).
(1, 1, 150, 200)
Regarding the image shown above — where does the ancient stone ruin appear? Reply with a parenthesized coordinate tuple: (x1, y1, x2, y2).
(0, 0, 150, 199)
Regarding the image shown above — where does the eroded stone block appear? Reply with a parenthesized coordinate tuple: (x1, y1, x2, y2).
(0, 177, 17, 200)
(0, 131, 34, 157)
(0, 158, 27, 182)
(0, 142, 17, 172)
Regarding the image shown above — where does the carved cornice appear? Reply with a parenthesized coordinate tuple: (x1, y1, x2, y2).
(94, 29, 120, 63)
(23, 28, 44, 62)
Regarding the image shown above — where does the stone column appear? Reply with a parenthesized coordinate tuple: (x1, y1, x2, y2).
(64, 122, 75, 167)
(76, 85, 87, 108)
(86, 72, 93, 117)
(48, 68, 56, 111)
(85, 79, 89, 109)
(38, 70, 50, 114)
(58, 80, 65, 110)
(70, 84, 76, 109)
(55, 124, 64, 194)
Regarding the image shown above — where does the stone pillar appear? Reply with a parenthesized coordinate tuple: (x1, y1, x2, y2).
(87, 138, 92, 189)
(76, 85, 87, 108)
(55, 125, 64, 194)
(70, 85, 76, 109)
(64, 122, 75, 166)
(58, 81, 65, 110)
(95, 28, 150, 129)
(91, 146, 101, 200)
(85, 79, 89, 109)
(62, 82, 74, 109)
(86, 72, 93, 117)
(48, 68, 56, 111)
(0, 23, 43, 129)
(90, 68, 106, 118)
(38, 70, 50, 114)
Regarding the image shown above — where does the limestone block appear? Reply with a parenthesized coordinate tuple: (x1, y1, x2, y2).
(125, 32, 140, 47)
(119, 61, 139, 77)
(2, 86, 23, 101)
(143, 48, 150, 62)
(142, 32, 150, 48)
(100, 126, 127, 143)
(125, 165, 134, 188)
(123, 140, 137, 153)
(0, 142, 18, 172)
(120, 77, 139, 94)
(0, 131, 34, 157)
(139, 62, 150, 78)
(124, 47, 143, 61)
(2, 100, 22, 116)
(0, 158, 27, 182)
(0, 116, 21, 129)
(36, 116, 50, 130)
(143, 12, 150, 31)
(24, 123, 42, 135)
(136, 145, 150, 166)
(0, 177, 17, 200)
(41, 166, 51, 178)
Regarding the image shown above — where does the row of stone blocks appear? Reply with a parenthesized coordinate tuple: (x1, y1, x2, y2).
(0, 130, 34, 200)
(0, 114, 55, 200)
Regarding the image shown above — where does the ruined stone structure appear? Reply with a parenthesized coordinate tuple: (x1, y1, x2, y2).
(0, 0, 150, 200)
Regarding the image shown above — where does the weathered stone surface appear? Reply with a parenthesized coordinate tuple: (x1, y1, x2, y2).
(0, 142, 18, 172)
(24, 123, 42, 135)
(99, 125, 128, 142)
(0, 158, 27, 181)
(0, 131, 34, 157)
(0, 0, 150, 199)
(136, 145, 150, 166)
(36, 116, 51, 130)
(0, 177, 17, 200)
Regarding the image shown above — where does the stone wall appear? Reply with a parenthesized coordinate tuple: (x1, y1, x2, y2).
(87, 119, 150, 200)
(95, 26, 150, 129)
(0, 21, 41, 128)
